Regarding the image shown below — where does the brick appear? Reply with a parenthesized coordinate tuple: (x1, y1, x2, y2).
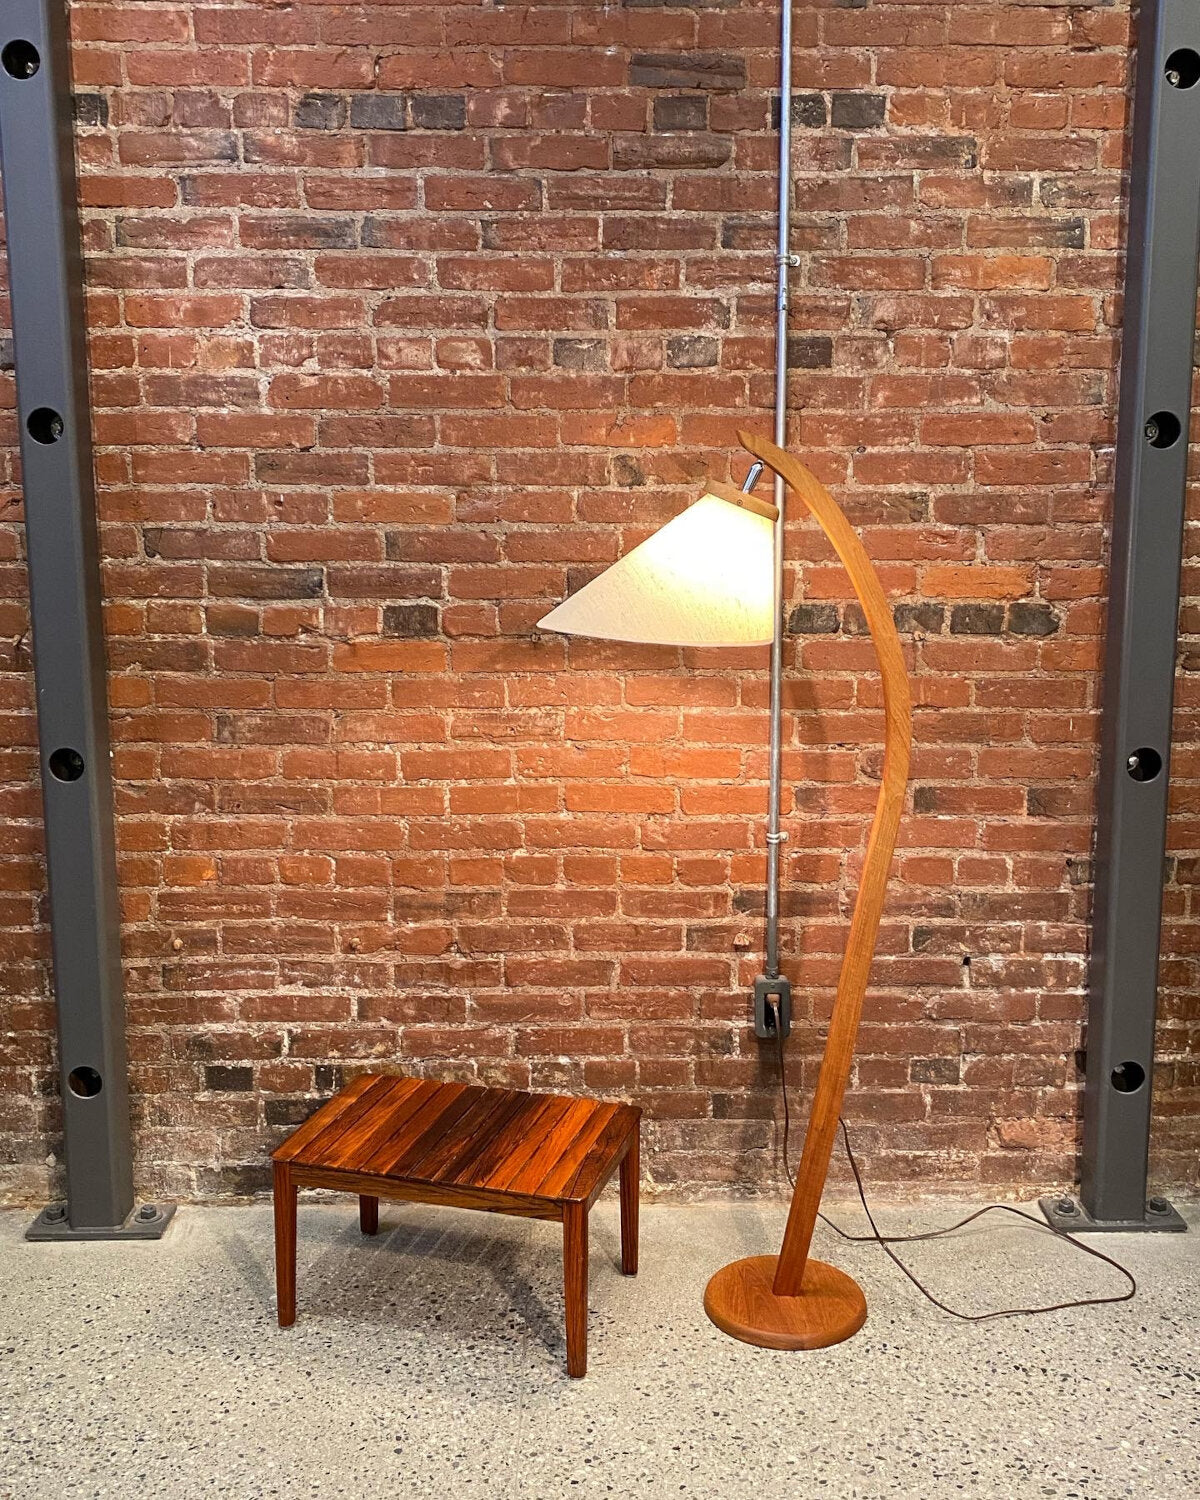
(294, 94, 346, 131)
(1007, 602, 1060, 637)
(665, 335, 719, 370)
(831, 92, 887, 130)
(629, 53, 747, 91)
(204, 1065, 253, 1092)
(382, 603, 440, 638)
(787, 335, 834, 369)
(349, 94, 408, 132)
(788, 603, 840, 635)
(771, 93, 827, 130)
(411, 95, 467, 131)
(553, 338, 607, 372)
(653, 95, 708, 133)
(949, 604, 1005, 636)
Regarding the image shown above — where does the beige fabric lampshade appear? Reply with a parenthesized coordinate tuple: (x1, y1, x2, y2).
(537, 486, 776, 647)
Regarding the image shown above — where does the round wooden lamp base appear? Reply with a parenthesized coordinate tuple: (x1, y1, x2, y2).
(703, 1254, 867, 1351)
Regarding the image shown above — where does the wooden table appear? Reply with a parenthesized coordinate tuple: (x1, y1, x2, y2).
(271, 1073, 641, 1377)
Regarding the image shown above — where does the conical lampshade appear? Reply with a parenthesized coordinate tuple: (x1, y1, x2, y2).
(538, 483, 776, 647)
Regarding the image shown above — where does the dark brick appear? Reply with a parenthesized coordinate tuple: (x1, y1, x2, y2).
(911, 1057, 960, 1085)
(248, 216, 356, 250)
(733, 889, 820, 917)
(206, 605, 258, 638)
(788, 603, 840, 635)
(73, 93, 109, 128)
(1027, 787, 1079, 819)
(553, 338, 607, 371)
(770, 93, 828, 130)
(1007, 601, 1059, 636)
(831, 92, 887, 129)
(666, 335, 719, 369)
(294, 93, 346, 130)
(383, 603, 440, 638)
(204, 1064, 253, 1092)
(207, 566, 325, 600)
(411, 94, 466, 130)
(843, 603, 869, 635)
(950, 604, 1005, 635)
(1067, 856, 1093, 888)
(350, 94, 407, 131)
(566, 563, 606, 594)
(266, 1097, 319, 1128)
(895, 603, 945, 635)
(653, 95, 708, 132)
(612, 455, 646, 488)
(314, 1064, 345, 1092)
(630, 52, 746, 92)
(787, 335, 833, 369)
(0, 338, 12, 372)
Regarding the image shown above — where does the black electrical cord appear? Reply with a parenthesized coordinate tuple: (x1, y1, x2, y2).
(771, 1018, 1137, 1321)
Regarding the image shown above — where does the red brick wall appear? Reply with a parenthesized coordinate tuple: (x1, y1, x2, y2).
(0, 1, 1196, 1202)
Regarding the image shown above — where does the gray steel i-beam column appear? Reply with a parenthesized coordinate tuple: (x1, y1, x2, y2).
(1041, 0, 1198, 1236)
(0, 1, 170, 1239)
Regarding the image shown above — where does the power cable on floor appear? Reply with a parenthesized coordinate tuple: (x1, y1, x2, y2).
(772, 1019, 1137, 1321)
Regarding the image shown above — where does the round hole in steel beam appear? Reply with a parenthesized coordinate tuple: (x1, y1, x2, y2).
(48, 747, 85, 782)
(26, 407, 64, 445)
(1165, 49, 1200, 89)
(67, 1067, 103, 1098)
(1110, 1061, 1146, 1094)
(1, 41, 40, 79)
(1144, 410, 1182, 449)
(1126, 746, 1162, 782)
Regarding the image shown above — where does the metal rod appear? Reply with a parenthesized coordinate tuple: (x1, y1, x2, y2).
(764, 1, 794, 981)
(0, 0, 138, 1232)
(741, 460, 765, 494)
(1063, 0, 1199, 1232)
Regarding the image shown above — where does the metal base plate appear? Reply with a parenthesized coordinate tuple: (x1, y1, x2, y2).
(1038, 1194, 1187, 1234)
(25, 1202, 176, 1242)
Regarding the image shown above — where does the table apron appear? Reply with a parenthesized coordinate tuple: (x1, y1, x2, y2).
(289, 1164, 565, 1221)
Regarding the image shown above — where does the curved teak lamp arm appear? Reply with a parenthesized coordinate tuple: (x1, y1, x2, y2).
(738, 432, 913, 1298)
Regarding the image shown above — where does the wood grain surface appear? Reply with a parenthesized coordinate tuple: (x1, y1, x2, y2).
(271, 1075, 642, 1376)
(704, 1254, 867, 1351)
(737, 433, 912, 1301)
(272, 1074, 639, 1208)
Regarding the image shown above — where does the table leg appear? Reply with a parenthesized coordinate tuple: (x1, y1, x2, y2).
(359, 1194, 379, 1235)
(563, 1201, 588, 1378)
(619, 1131, 639, 1276)
(272, 1160, 297, 1328)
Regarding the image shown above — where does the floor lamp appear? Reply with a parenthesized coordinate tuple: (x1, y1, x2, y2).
(539, 431, 912, 1348)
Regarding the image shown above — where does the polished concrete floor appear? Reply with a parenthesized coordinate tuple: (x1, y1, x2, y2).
(0, 1194, 1196, 1498)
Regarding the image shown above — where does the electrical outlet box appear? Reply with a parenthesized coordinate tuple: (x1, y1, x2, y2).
(753, 974, 792, 1040)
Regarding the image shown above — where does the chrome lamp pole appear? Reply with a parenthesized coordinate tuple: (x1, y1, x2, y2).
(751, 0, 797, 1040)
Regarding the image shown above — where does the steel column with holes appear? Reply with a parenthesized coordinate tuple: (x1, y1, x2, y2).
(1041, 0, 1199, 1236)
(0, 0, 170, 1239)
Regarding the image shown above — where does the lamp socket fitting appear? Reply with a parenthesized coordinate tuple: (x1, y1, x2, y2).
(753, 975, 792, 1041)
